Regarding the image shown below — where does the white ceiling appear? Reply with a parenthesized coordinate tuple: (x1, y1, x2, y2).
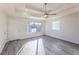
(0, 3, 79, 19)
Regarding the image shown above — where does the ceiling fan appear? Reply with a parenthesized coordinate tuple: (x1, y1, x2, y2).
(43, 3, 56, 18)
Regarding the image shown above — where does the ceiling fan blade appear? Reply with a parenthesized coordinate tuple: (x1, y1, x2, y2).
(47, 14, 56, 15)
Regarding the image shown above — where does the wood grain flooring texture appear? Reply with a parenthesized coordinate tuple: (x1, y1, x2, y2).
(1, 35, 79, 55)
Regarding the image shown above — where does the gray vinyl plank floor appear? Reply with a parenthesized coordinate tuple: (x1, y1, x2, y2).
(1, 35, 79, 55)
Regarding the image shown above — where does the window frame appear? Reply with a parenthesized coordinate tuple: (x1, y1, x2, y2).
(28, 22, 42, 33)
(52, 21, 60, 30)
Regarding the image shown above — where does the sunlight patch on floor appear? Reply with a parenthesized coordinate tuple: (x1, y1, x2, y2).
(18, 40, 37, 55)
(18, 38, 45, 55)
(38, 38, 45, 55)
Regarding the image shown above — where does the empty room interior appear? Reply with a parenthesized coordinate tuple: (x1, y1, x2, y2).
(0, 3, 79, 55)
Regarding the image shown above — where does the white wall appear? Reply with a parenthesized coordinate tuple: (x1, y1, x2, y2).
(0, 9, 7, 53)
(8, 17, 45, 41)
(46, 12, 79, 44)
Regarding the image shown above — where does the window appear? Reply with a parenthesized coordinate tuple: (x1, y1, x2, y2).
(52, 21, 60, 30)
(29, 22, 42, 33)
